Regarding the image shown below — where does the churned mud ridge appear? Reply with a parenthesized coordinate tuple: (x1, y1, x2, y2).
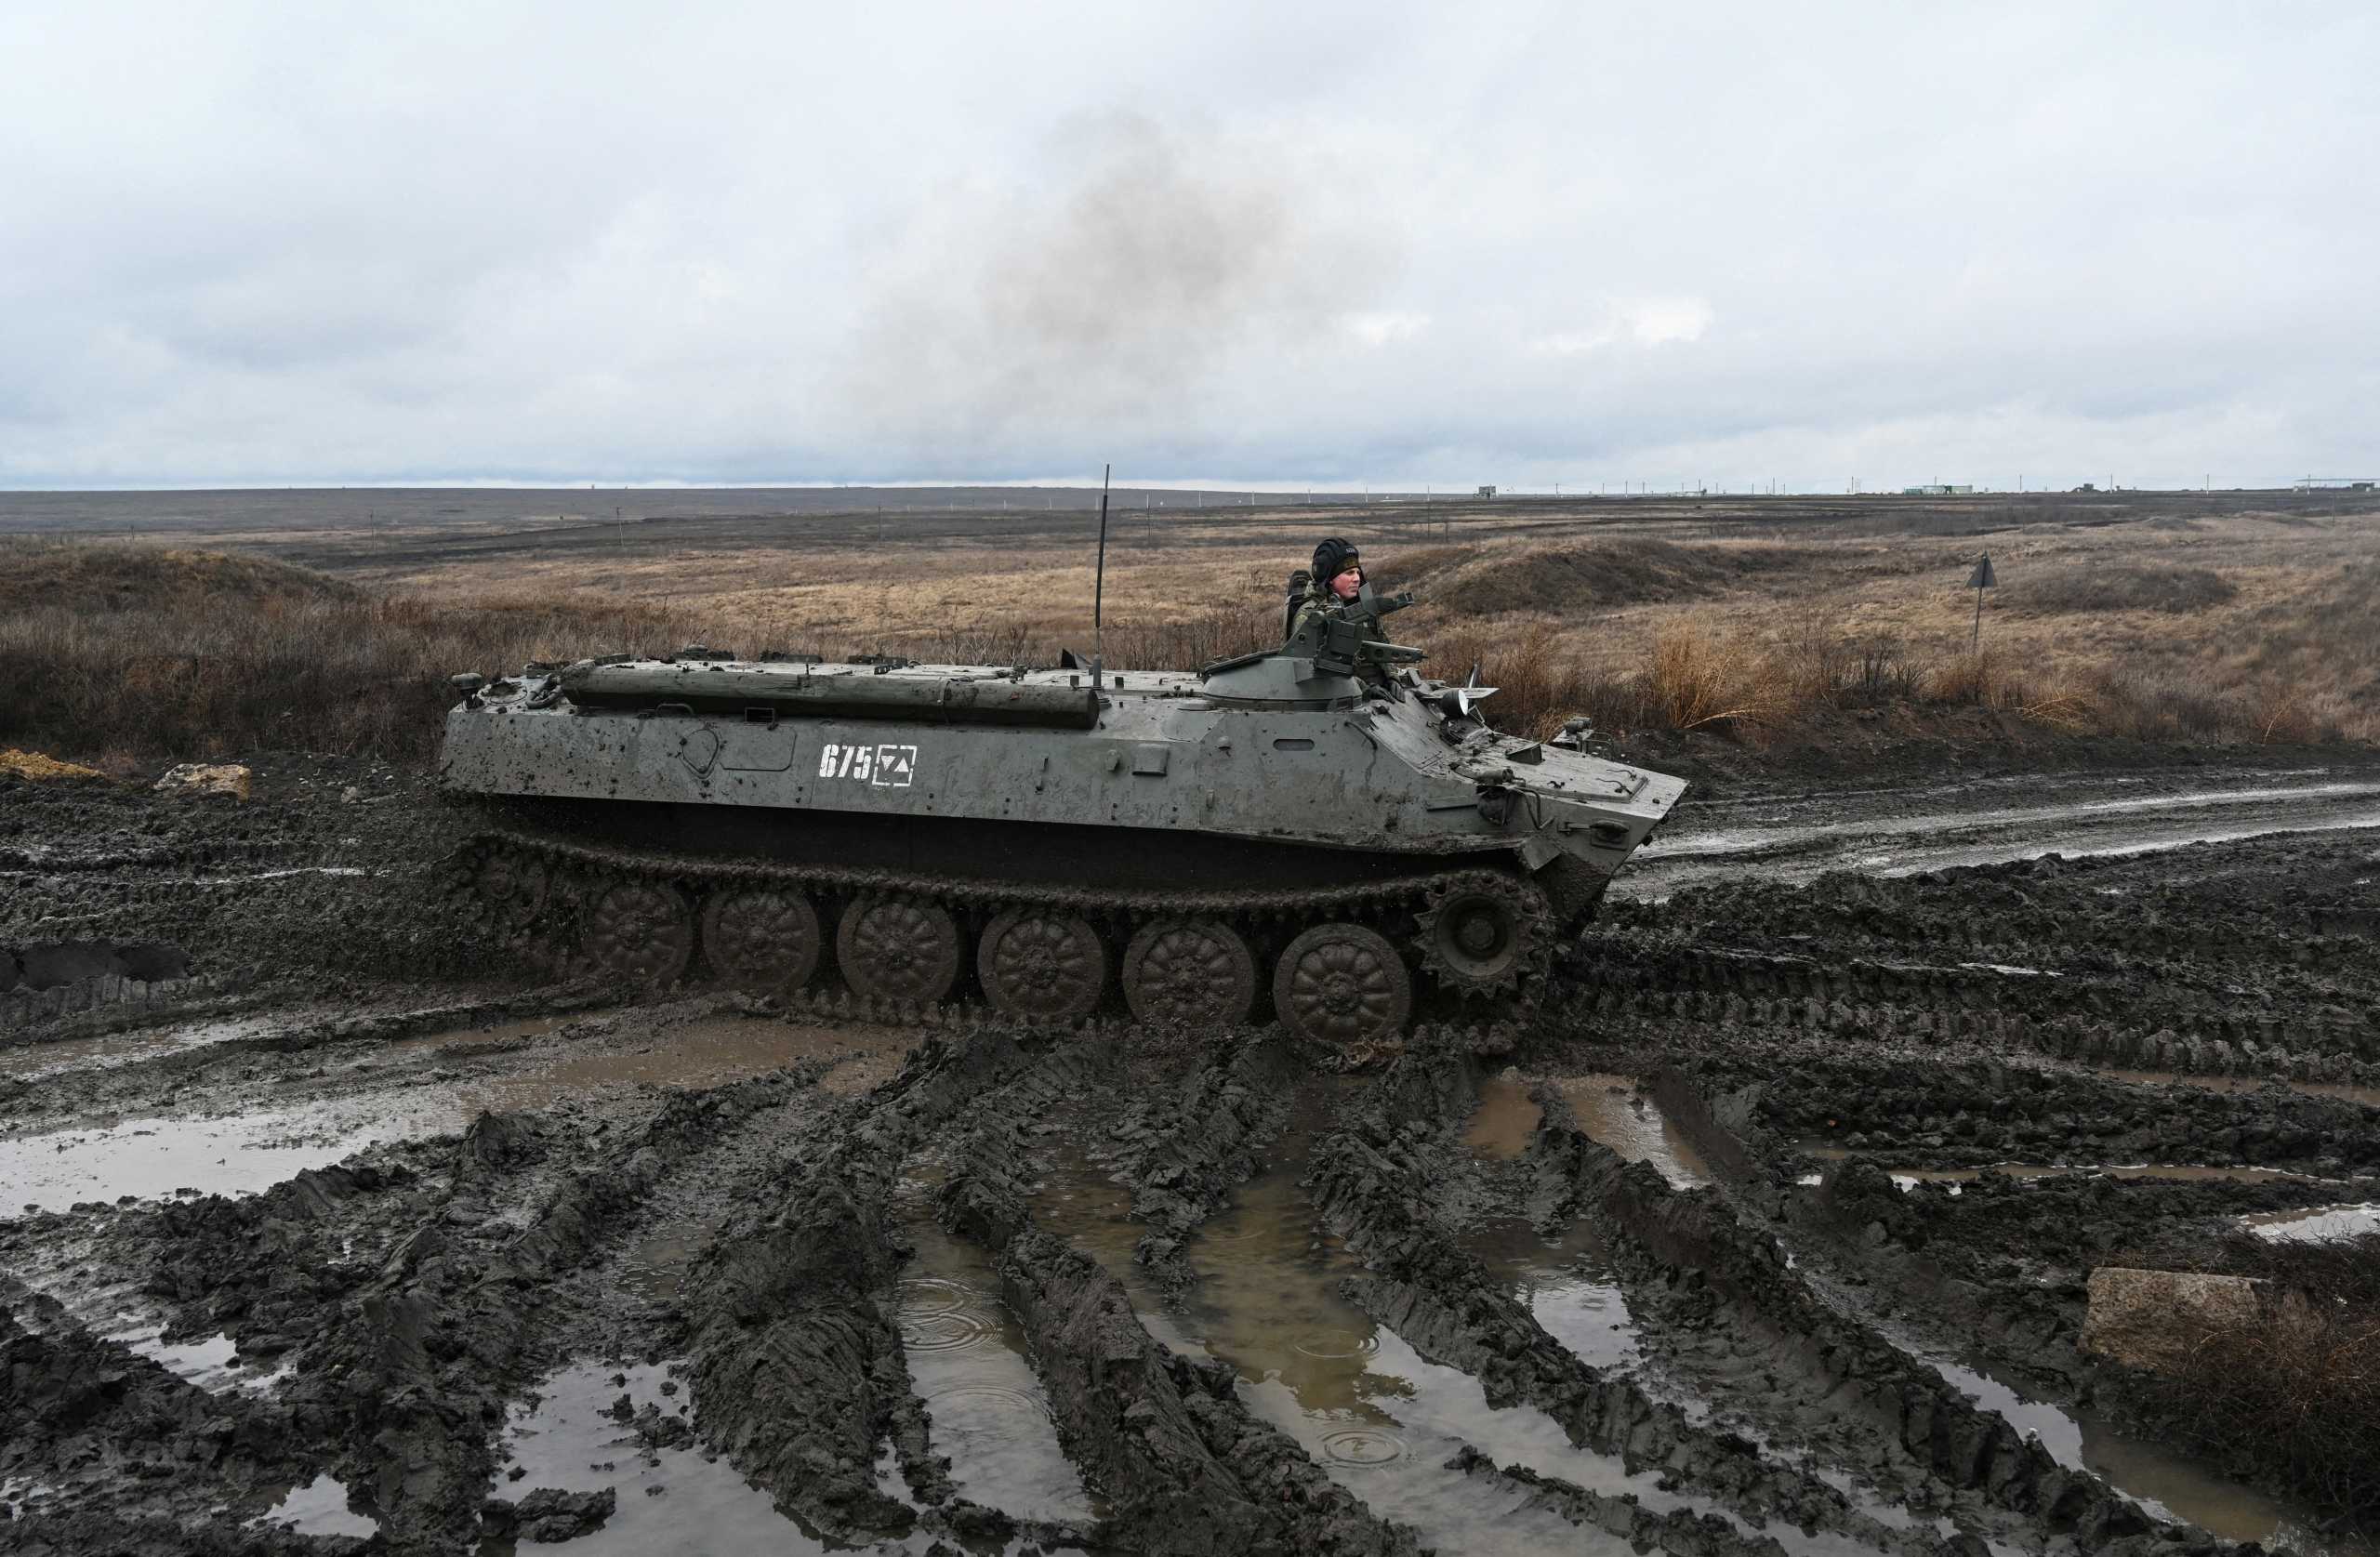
(1304, 1046, 1946, 1557)
(934, 1036, 1425, 1557)
(676, 1026, 1040, 1541)
(0, 1512, 369, 1557)
(1102, 1031, 1302, 1285)
(1668, 1046, 2380, 1175)
(1442, 1449, 1801, 1557)
(0, 988, 606, 1133)
(0, 1281, 317, 1536)
(1528, 1094, 2236, 1556)
(275, 1070, 821, 1550)
(142, 1155, 443, 1360)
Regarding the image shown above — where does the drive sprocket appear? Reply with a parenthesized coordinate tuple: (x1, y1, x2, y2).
(1412, 873, 1553, 1003)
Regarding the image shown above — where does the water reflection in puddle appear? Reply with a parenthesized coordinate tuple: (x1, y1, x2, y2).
(1920, 1352, 2369, 1557)
(0, 1016, 903, 1212)
(249, 1472, 381, 1540)
(1174, 1162, 1693, 1555)
(893, 1218, 1102, 1525)
(0, 1014, 282, 1082)
(1551, 1075, 1712, 1189)
(2246, 1202, 2380, 1243)
(490, 1362, 832, 1556)
(1458, 1216, 1641, 1377)
(126, 1326, 288, 1394)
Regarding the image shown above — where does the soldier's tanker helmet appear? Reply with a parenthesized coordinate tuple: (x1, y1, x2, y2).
(1312, 537, 1362, 599)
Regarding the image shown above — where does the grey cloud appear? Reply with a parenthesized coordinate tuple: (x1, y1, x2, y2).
(0, 2, 2373, 490)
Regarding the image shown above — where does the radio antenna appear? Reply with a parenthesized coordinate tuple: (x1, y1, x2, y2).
(1092, 462, 1111, 691)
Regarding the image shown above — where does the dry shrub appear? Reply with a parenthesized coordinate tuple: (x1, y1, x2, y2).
(1423, 621, 1564, 737)
(2132, 1232, 2380, 1525)
(2021, 563, 2238, 614)
(1098, 601, 1278, 670)
(1766, 609, 1919, 709)
(1924, 647, 2082, 723)
(1647, 622, 1773, 730)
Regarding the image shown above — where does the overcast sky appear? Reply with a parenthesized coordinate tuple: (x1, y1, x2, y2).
(3, 2, 2373, 492)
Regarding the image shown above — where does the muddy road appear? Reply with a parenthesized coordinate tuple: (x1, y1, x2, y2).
(4, 756, 2378, 1554)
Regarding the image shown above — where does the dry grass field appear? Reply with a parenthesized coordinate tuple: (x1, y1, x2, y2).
(3, 488, 2374, 765)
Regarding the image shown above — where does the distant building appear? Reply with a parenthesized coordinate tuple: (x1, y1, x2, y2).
(1902, 483, 1975, 495)
(1475, 485, 1498, 498)
(2294, 477, 2376, 492)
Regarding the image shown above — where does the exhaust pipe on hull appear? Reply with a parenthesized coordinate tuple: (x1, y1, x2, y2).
(556, 662, 1102, 730)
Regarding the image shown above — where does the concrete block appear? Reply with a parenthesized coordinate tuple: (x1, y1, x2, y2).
(2082, 1267, 2264, 1374)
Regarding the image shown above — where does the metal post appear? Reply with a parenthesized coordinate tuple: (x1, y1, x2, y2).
(1092, 463, 1111, 691)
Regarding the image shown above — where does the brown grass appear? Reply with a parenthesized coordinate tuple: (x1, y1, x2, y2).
(4, 508, 2374, 765)
(0, 538, 724, 764)
(2018, 563, 2237, 614)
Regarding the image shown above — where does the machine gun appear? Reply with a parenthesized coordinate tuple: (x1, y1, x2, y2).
(1295, 581, 1427, 678)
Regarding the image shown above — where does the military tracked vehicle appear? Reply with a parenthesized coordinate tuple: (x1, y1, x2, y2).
(440, 584, 1685, 1050)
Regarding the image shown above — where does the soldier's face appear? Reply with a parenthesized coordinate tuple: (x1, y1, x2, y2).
(1330, 566, 1362, 600)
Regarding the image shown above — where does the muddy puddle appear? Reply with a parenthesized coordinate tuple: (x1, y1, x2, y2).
(483, 1361, 839, 1556)
(1171, 1157, 1712, 1554)
(1543, 1074, 1712, 1188)
(1917, 1350, 2369, 1556)
(2245, 1202, 2380, 1243)
(1458, 1214, 1642, 1376)
(1459, 1071, 1712, 1188)
(0, 1012, 285, 1081)
(893, 1217, 1103, 1526)
(1015, 1112, 1704, 1552)
(0, 1014, 907, 1213)
(1621, 779, 2380, 898)
(250, 1473, 382, 1541)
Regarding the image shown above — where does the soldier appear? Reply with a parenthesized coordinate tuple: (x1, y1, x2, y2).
(1291, 536, 1366, 637)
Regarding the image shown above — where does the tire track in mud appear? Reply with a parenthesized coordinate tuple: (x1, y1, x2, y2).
(932, 1036, 1425, 1556)
(4, 1061, 840, 1550)
(1305, 1049, 1959, 1557)
(674, 1028, 1042, 1544)
(1637, 1057, 2380, 1550)
(1577, 830, 2380, 1095)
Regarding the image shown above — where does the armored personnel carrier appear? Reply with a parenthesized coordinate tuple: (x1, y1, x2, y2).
(440, 586, 1684, 1050)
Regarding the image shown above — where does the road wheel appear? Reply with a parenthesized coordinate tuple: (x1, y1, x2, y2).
(838, 893, 963, 1006)
(978, 905, 1106, 1023)
(1121, 919, 1256, 1027)
(583, 877, 695, 985)
(473, 849, 549, 929)
(1273, 922, 1412, 1054)
(701, 887, 823, 996)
